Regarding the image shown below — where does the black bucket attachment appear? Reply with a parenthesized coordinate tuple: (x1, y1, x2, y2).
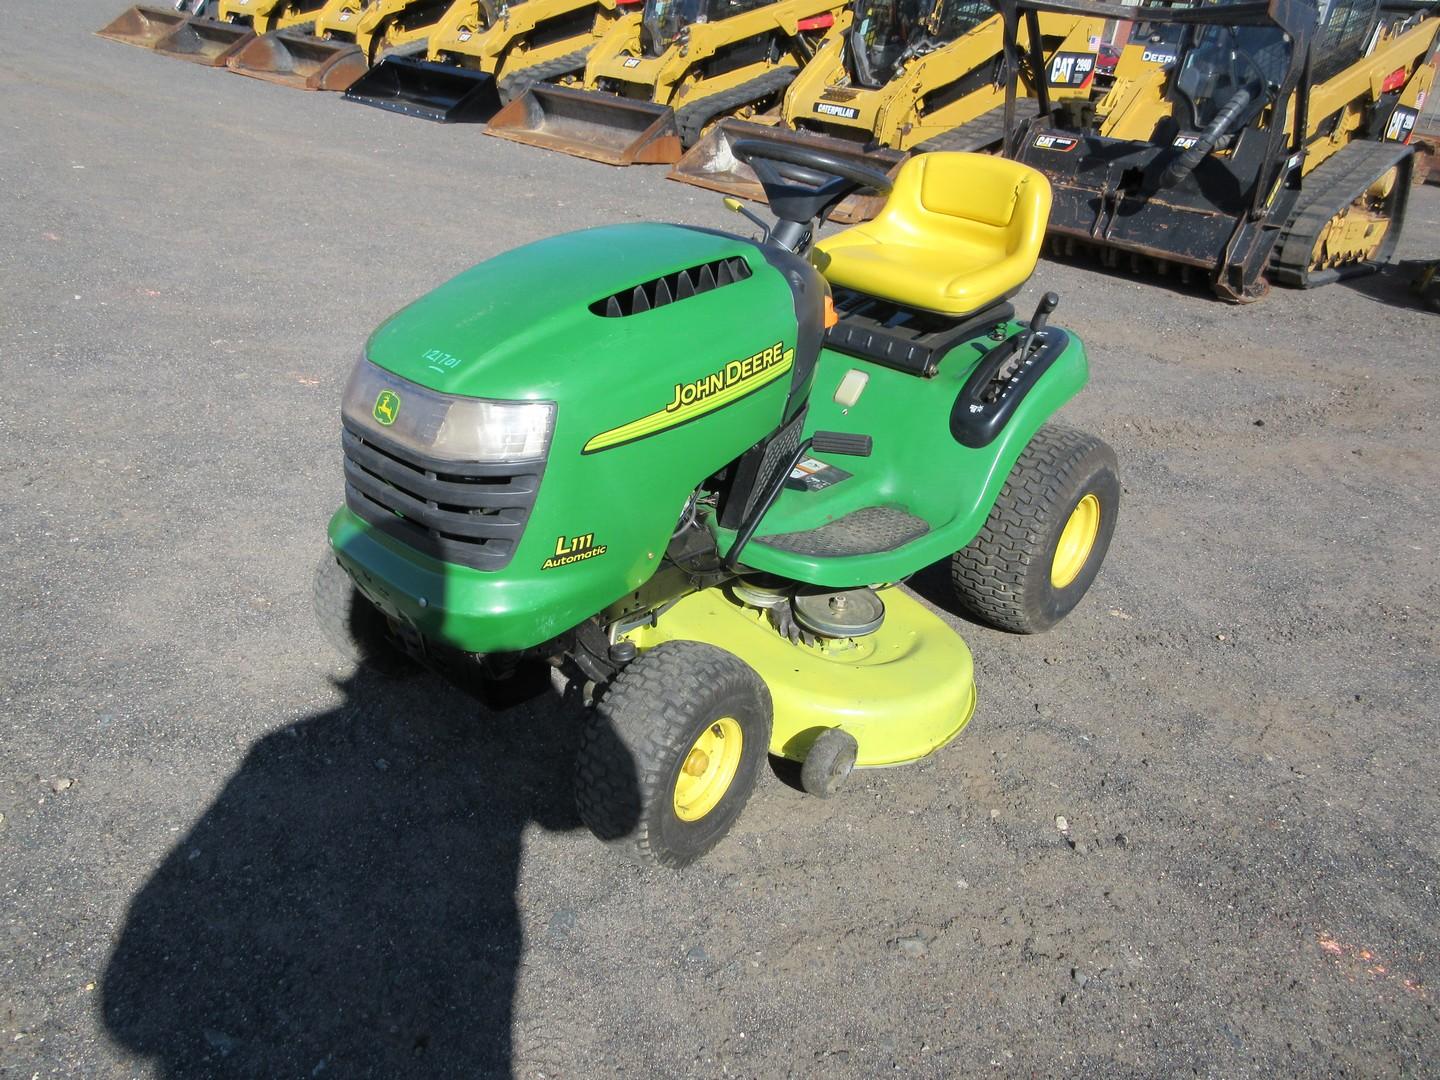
(151, 15, 255, 65)
(486, 86, 683, 166)
(344, 57, 502, 122)
(96, 5, 187, 48)
(669, 118, 906, 224)
(226, 28, 368, 91)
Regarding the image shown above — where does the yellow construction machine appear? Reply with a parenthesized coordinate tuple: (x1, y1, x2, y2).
(96, 0, 453, 89)
(668, 0, 1104, 205)
(485, 0, 851, 164)
(1001, 0, 1440, 299)
(224, 0, 458, 90)
(344, 0, 639, 121)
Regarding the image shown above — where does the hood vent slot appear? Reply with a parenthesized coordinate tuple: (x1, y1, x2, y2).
(591, 256, 752, 317)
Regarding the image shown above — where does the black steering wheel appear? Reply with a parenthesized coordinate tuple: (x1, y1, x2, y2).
(731, 138, 895, 226)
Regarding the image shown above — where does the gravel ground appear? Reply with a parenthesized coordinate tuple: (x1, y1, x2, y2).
(3, 3, 1439, 1076)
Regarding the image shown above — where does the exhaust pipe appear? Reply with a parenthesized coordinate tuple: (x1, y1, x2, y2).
(344, 57, 502, 123)
(669, 118, 904, 224)
(96, 5, 188, 47)
(486, 86, 683, 166)
(151, 15, 255, 65)
(226, 28, 368, 91)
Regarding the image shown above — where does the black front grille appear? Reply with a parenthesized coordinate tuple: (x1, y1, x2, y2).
(341, 423, 543, 572)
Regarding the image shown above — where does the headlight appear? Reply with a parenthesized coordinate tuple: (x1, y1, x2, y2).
(342, 357, 555, 463)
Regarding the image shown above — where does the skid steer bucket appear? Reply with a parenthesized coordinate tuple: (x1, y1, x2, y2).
(344, 57, 502, 122)
(486, 86, 683, 166)
(669, 118, 904, 223)
(226, 29, 368, 91)
(96, 5, 187, 48)
(151, 16, 255, 65)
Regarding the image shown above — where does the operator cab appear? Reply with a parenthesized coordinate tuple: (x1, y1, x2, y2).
(849, 0, 996, 87)
(642, 0, 775, 54)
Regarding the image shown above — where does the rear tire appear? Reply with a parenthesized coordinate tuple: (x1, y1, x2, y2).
(576, 641, 772, 868)
(950, 425, 1119, 634)
(312, 549, 412, 675)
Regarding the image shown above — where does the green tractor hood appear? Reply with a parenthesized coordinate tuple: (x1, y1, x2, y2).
(331, 222, 827, 655)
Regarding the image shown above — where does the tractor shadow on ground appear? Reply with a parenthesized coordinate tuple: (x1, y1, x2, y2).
(101, 665, 631, 1079)
(1339, 260, 1432, 311)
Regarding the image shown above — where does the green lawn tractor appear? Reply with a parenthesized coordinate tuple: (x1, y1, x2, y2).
(315, 142, 1119, 867)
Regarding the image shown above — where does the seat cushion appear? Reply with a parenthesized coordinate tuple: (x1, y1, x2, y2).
(812, 152, 1052, 316)
(815, 241, 1018, 315)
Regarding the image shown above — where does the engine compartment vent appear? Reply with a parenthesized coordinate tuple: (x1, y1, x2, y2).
(590, 256, 752, 317)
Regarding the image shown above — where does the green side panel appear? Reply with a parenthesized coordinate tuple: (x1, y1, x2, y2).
(332, 223, 809, 655)
(622, 586, 977, 767)
(709, 325, 1089, 586)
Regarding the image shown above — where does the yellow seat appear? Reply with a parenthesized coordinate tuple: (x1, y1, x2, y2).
(812, 153, 1053, 316)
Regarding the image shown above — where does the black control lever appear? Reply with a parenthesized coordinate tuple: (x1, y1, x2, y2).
(1011, 291, 1059, 369)
(1028, 291, 1059, 335)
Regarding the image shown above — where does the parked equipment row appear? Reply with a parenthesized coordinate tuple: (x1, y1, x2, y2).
(99, 0, 1440, 301)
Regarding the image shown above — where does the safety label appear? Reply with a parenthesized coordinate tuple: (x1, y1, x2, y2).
(786, 457, 851, 492)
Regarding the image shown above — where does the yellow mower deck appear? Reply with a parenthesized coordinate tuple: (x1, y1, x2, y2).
(622, 587, 976, 767)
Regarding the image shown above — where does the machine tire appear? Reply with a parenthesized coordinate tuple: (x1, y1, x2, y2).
(800, 728, 857, 798)
(949, 425, 1118, 634)
(311, 548, 412, 675)
(576, 640, 772, 868)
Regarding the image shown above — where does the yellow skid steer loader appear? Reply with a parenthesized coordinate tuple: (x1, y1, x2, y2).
(1003, 0, 1440, 300)
(344, 0, 638, 122)
(224, 0, 457, 90)
(668, 0, 1103, 206)
(485, 0, 850, 164)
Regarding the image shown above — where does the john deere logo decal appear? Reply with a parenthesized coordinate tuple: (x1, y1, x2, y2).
(583, 341, 793, 454)
(373, 389, 400, 426)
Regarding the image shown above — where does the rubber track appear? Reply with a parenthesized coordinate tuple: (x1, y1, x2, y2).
(575, 641, 767, 867)
(675, 66, 799, 147)
(913, 100, 1039, 154)
(949, 424, 1105, 634)
(1271, 139, 1414, 287)
(496, 46, 591, 102)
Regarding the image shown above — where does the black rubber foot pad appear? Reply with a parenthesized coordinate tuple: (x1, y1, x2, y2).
(756, 506, 929, 557)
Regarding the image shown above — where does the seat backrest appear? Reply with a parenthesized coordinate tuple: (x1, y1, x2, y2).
(877, 152, 1052, 259)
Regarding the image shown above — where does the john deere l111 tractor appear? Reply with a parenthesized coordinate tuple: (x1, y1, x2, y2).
(315, 141, 1119, 866)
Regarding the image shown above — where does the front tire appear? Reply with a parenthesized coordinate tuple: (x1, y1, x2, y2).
(576, 641, 772, 868)
(950, 424, 1119, 634)
(311, 549, 412, 675)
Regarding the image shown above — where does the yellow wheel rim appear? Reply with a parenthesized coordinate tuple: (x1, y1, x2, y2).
(1051, 493, 1101, 589)
(672, 717, 743, 822)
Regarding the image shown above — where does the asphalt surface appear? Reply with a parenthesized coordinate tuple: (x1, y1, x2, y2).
(3, 3, 1440, 1076)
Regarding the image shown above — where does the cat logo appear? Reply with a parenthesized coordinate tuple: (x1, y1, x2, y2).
(1047, 52, 1095, 88)
(1032, 133, 1079, 152)
(1385, 107, 1417, 143)
(373, 390, 401, 426)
